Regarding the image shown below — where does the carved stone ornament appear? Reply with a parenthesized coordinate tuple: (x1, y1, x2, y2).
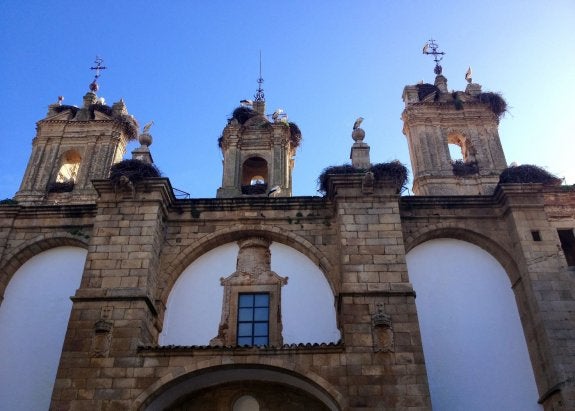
(372, 303, 394, 352)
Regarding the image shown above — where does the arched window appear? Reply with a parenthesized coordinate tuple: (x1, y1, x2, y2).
(233, 395, 260, 411)
(448, 133, 478, 176)
(160, 242, 340, 346)
(250, 176, 265, 185)
(56, 150, 81, 183)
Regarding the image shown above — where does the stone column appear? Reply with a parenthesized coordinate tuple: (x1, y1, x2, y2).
(328, 173, 431, 409)
(499, 184, 575, 410)
(51, 179, 172, 410)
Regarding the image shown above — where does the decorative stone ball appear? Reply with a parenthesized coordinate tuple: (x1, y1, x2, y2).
(139, 133, 153, 147)
(352, 128, 365, 142)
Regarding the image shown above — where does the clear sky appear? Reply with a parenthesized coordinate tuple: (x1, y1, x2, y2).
(1, 1, 574, 199)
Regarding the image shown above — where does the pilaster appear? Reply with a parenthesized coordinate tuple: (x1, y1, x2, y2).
(498, 184, 575, 410)
(328, 174, 431, 409)
(51, 178, 173, 410)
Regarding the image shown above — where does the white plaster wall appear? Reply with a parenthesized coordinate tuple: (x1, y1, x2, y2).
(160, 242, 340, 345)
(0, 246, 87, 411)
(406, 239, 541, 411)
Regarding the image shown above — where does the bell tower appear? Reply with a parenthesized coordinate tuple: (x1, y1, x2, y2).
(402, 40, 507, 195)
(216, 68, 301, 198)
(15, 58, 139, 205)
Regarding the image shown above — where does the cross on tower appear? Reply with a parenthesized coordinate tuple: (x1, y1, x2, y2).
(254, 51, 265, 102)
(89, 56, 107, 92)
(422, 39, 445, 75)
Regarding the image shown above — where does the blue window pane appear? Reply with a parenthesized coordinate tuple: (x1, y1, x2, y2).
(237, 337, 252, 346)
(238, 323, 253, 336)
(253, 336, 268, 346)
(254, 323, 268, 336)
(239, 294, 254, 308)
(254, 294, 269, 307)
(238, 308, 253, 321)
(254, 307, 268, 321)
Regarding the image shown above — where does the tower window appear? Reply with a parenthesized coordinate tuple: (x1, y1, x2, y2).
(237, 293, 269, 346)
(557, 229, 575, 267)
(531, 230, 542, 241)
(250, 176, 265, 185)
(56, 150, 81, 183)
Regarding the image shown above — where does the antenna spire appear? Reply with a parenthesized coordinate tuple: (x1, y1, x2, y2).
(89, 56, 107, 93)
(254, 51, 265, 102)
(422, 39, 445, 75)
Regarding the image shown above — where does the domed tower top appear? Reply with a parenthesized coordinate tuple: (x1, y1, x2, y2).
(216, 64, 302, 198)
(15, 58, 139, 205)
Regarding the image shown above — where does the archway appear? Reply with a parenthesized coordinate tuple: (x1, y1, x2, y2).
(406, 239, 540, 410)
(140, 365, 340, 411)
(160, 242, 340, 346)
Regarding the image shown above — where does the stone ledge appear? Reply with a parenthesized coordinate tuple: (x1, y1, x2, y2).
(137, 341, 344, 356)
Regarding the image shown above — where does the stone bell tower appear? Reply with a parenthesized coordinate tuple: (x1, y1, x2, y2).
(402, 41, 507, 196)
(216, 73, 301, 198)
(15, 59, 139, 205)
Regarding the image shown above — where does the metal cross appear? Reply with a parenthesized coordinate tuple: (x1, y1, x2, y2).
(90, 56, 107, 80)
(423, 39, 445, 75)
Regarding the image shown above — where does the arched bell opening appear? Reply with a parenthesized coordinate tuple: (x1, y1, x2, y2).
(241, 156, 268, 195)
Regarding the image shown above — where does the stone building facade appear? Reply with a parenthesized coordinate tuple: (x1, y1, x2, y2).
(0, 69, 574, 411)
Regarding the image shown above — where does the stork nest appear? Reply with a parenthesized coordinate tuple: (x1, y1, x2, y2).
(499, 164, 561, 185)
(47, 181, 75, 193)
(478, 92, 507, 119)
(230, 106, 258, 125)
(452, 160, 479, 176)
(415, 83, 440, 101)
(318, 161, 408, 195)
(288, 122, 302, 148)
(109, 159, 161, 185)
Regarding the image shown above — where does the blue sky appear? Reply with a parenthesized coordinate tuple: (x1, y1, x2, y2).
(1, 1, 574, 199)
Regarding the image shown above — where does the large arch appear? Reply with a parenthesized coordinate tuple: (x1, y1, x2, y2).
(0, 246, 87, 411)
(0, 234, 89, 299)
(159, 241, 340, 346)
(406, 238, 540, 410)
(160, 224, 338, 302)
(135, 365, 342, 411)
(403, 224, 521, 284)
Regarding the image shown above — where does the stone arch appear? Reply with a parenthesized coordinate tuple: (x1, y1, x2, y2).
(0, 234, 89, 300)
(55, 149, 82, 183)
(404, 223, 520, 284)
(446, 129, 477, 164)
(133, 364, 343, 411)
(241, 155, 268, 186)
(160, 224, 337, 303)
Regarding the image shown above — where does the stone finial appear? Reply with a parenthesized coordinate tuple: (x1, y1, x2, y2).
(465, 82, 482, 96)
(350, 117, 370, 169)
(112, 99, 128, 116)
(83, 92, 97, 108)
(132, 121, 154, 164)
(253, 100, 265, 115)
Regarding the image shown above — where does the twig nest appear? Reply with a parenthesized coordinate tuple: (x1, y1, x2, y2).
(139, 133, 153, 147)
(352, 128, 365, 142)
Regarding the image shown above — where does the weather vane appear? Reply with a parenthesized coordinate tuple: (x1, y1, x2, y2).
(89, 56, 107, 93)
(422, 39, 445, 75)
(254, 51, 265, 102)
